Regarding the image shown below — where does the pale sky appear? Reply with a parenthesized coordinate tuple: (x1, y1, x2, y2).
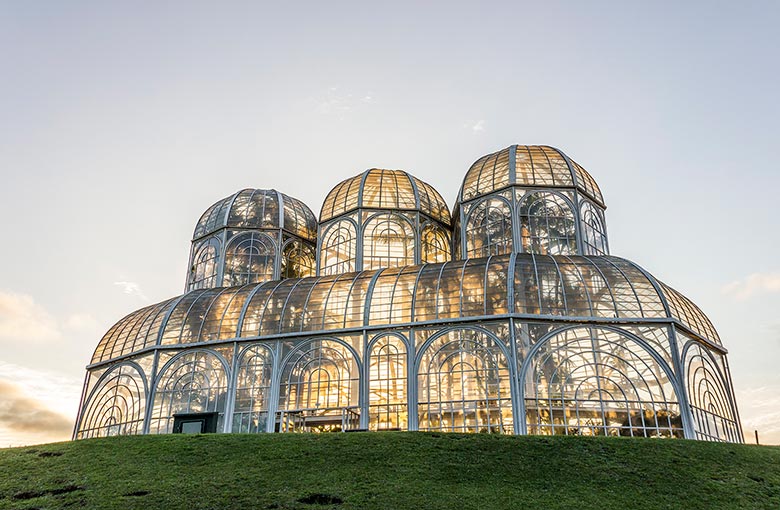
(1, 1, 778, 446)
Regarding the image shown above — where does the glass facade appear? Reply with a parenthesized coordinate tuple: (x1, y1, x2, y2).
(76, 145, 742, 443)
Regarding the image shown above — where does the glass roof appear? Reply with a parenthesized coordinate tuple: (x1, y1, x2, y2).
(193, 189, 317, 241)
(91, 254, 721, 364)
(459, 145, 605, 206)
(320, 169, 451, 225)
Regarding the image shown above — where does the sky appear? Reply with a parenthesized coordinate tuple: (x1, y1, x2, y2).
(0, 1, 778, 446)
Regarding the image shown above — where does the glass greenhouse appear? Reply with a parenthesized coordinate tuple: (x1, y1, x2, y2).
(75, 145, 742, 442)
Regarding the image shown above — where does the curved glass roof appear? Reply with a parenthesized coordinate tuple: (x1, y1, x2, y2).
(458, 145, 605, 207)
(320, 169, 451, 225)
(193, 189, 317, 241)
(91, 254, 720, 364)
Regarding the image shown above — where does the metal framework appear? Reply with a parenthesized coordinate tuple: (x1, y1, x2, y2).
(75, 145, 742, 442)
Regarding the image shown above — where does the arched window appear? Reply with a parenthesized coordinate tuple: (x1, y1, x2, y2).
(281, 240, 316, 279)
(519, 192, 576, 255)
(77, 364, 146, 439)
(465, 197, 513, 258)
(224, 232, 276, 286)
(581, 201, 608, 255)
(420, 223, 451, 264)
(418, 329, 513, 433)
(522, 327, 682, 438)
(369, 336, 407, 430)
(319, 220, 357, 276)
(188, 238, 220, 291)
(149, 351, 228, 434)
(278, 339, 360, 432)
(232, 344, 274, 433)
(363, 214, 416, 270)
(684, 342, 741, 442)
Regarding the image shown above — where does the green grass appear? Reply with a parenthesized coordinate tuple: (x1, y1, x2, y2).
(0, 433, 778, 509)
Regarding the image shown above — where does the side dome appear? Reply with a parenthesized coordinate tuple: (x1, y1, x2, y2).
(320, 169, 451, 226)
(194, 189, 317, 242)
(187, 189, 317, 291)
(458, 145, 604, 207)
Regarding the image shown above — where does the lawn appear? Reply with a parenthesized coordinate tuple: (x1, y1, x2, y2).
(0, 433, 778, 509)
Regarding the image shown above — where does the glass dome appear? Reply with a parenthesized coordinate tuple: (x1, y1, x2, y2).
(187, 189, 317, 291)
(318, 169, 453, 275)
(320, 169, 451, 225)
(194, 189, 317, 242)
(458, 145, 604, 207)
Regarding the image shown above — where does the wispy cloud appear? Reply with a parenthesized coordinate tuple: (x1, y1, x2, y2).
(721, 272, 780, 301)
(312, 87, 374, 118)
(0, 291, 61, 342)
(472, 120, 485, 132)
(113, 281, 149, 301)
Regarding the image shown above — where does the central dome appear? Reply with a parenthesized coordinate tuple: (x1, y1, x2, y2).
(320, 169, 451, 225)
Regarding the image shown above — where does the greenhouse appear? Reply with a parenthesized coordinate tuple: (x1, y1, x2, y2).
(74, 145, 742, 442)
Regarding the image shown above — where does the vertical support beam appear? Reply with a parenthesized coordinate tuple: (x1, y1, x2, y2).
(222, 341, 239, 433)
(142, 350, 161, 434)
(359, 329, 370, 430)
(356, 211, 364, 272)
(266, 341, 283, 433)
(572, 190, 586, 255)
(508, 317, 522, 435)
(408, 328, 418, 431)
(669, 324, 697, 439)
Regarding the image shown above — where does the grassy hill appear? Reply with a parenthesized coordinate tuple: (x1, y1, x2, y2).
(0, 433, 778, 509)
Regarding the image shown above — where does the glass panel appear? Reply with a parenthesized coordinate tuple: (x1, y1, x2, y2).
(281, 239, 316, 279)
(420, 223, 451, 263)
(232, 344, 274, 433)
(188, 237, 221, 291)
(465, 197, 513, 258)
(518, 192, 577, 255)
(277, 339, 360, 433)
(369, 335, 408, 430)
(228, 189, 279, 229)
(282, 194, 317, 241)
(148, 350, 228, 434)
(224, 232, 276, 286)
(418, 328, 513, 433)
(523, 326, 683, 438)
(362, 213, 416, 270)
(76, 364, 146, 439)
(581, 201, 609, 255)
(319, 219, 357, 276)
(662, 283, 721, 345)
(682, 337, 741, 442)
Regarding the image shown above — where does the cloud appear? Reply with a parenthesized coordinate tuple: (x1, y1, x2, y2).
(0, 291, 61, 342)
(113, 281, 149, 301)
(736, 386, 780, 445)
(0, 363, 82, 446)
(0, 379, 72, 435)
(721, 272, 780, 301)
(472, 120, 485, 132)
